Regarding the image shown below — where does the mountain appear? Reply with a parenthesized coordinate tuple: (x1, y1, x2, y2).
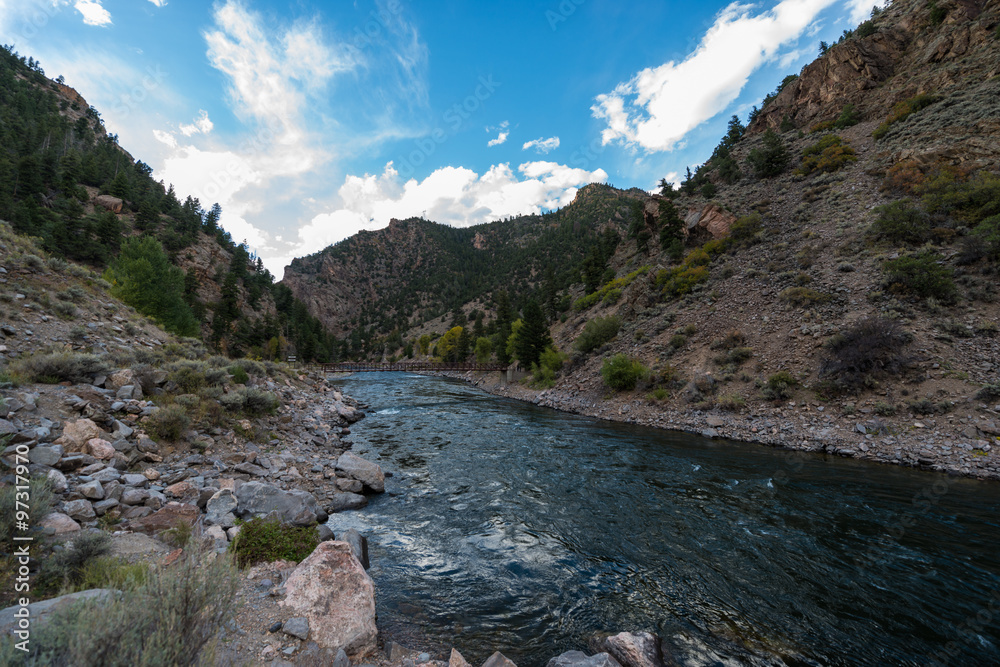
(0, 45, 336, 362)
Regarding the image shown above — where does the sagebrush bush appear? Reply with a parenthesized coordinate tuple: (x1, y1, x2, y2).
(36, 532, 112, 594)
(3, 552, 238, 666)
(729, 213, 763, 246)
(976, 384, 1000, 401)
(218, 387, 280, 415)
(819, 316, 913, 394)
(601, 354, 649, 391)
(232, 358, 266, 377)
(228, 364, 250, 384)
(230, 517, 319, 568)
(779, 287, 831, 307)
(166, 360, 208, 393)
(867, 200, 932, 246)
(882, 251, 957, 302)
(762, 371, 798, 400)
(795, 135, 858, 175)
(574, 316, 621, 354)
(0, 477, 53, 544)
(10, 351, 111, 384)
(146, 404, 190, 441)
(873, 93, 941, 140)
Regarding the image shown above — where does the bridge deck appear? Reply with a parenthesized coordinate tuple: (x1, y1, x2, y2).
(316, 362, 509, 373)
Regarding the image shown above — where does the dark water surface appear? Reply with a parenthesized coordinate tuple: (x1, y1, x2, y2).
(326, 373, 1000, 666)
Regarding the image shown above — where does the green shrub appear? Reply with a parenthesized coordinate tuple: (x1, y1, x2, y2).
(147, 404, 190, 442)
(919, 171, 1000, 225)
(36, 532, 112, 594)
(779, 287, 831, 307)
(232, 358, 266, 378)
(601, 354, 649, 391)
(0, 477, 53, 544)
(218, 387, 280, 415)
(574, 316, 621, 354)
(867, 200, 932, 246)
(976, 384, 1000, 400)
(882, 251, 957, 302)
(230, 517, 319, 568)
(646, 387, 670, 402)
(746, 129, 790, 178)
(820, 316, 913, 394)
(530, 346, 566, 389)
(717, 393, 746, 412)
(729, 213, 763, 246)
(228, 365, 250, 385)
(9, 352, 110, 384)
(796, 135, 858, 175)
(167, 360, 208, 393)
(834, 103, 860, 128)
(572, 267, 649, 311)
(657, 265, 709, 298)
(4, 552, 238, 666)
(763, 371, 797, 400)
(928, 0, 947, 25)
(873, 93, 941, 140)
(602, 288, 623, 305)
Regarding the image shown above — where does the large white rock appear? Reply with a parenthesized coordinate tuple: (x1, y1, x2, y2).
(280, 541, 377, 658)
(335, 452, 384, 493)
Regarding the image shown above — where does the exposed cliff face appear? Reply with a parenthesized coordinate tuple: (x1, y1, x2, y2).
(753, 0, 1000, 168)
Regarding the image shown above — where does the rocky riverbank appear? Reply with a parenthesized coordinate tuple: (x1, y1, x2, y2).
(433, 369, 1000, 483)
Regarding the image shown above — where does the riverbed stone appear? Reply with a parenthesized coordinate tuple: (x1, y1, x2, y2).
(280, 541, 377, 657)
(599, 632, 664, 667)
(39, 512, 80, 535)
(449, 648, 472, 667)
(28, 445, 62, 467)
(335, 452, 385, 493)
(547, 652, 622, 667)
(482, 652, 519, 667)
(327, 492, 368, 513)
(341, 528, 369, 570)
(78, 480, 104, 500)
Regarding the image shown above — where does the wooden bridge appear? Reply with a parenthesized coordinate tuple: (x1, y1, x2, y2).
(315, 361, 510, 373)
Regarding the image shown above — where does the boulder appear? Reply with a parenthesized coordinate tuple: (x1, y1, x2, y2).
(335, 452, 385, 493)
(280, 541, 377, 657)
(86, 438, 115, 460)
(116, 384, 143, 401)
(327, 492, 368, 513)
(78, 480, 104, 500)
(282, 617, 310, 641)
(335, 478, 363, 494)
(340, 528, 369, 570)
(450, 648, 472, 667)
(205, 488, 238, 528)
(600, 632, 664, 667)
(0, 589, 117, 637)
(482, 652, 519, 667)
(94, 194, 123, 213)
(204, 524, 228, 549)
(121, 488, 150, 505)
(93, 498, 119, 516)
(122, 473, 148, 486)
(54, 418, 102, 452)
(91, 467, 121, 483)
(126, 501, 199, 535)
(39, 512, 80, 535)
(46, 468, 68, 493)
(28, 444, 62, 467)
(107, 369, 136, 392)
(235, 481, 320, 526)
(547, 653, 622, 667)
(683, 204, 736, 240)
(62, 499, 95, 521)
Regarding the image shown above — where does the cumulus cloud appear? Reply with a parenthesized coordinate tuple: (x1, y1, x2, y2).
(522, 136, 560, 154)
(148, 0, 168, 7)
(266, 160, 607, 277)
(593, 0, 839, 153)
(152, 129, 177, 147)
(179, 110, 214, 136)
(488, 131, 509, 147)
(74, 0, 111, 26)
(846, 0, 883, 24)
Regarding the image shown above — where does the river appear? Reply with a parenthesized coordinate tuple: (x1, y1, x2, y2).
(325, 372, 1000, 666)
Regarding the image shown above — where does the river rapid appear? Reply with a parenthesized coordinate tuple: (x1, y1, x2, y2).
(326, 372, 1000, 666)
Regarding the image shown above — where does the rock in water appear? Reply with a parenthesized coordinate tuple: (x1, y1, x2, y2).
(547, 652, 623, 667)
(335, 452, 385, 493)
(449, 648, 472, 667)
(601, 632, 664, 667)
(482, 652, 519, 667)
(280, 541, 377, 658)
(341, 528, 369, 569)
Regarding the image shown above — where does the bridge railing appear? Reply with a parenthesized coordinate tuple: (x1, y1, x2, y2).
(311, 362, 510, 373)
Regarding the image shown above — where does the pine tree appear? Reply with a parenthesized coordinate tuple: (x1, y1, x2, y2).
(514, 300, 551, 368)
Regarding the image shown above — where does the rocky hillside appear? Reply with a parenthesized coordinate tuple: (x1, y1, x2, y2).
(0, 45, 336, 362)
(281, 184, 645, 340)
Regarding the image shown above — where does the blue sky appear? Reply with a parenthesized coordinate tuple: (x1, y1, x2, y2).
(0, 0, 882, 275)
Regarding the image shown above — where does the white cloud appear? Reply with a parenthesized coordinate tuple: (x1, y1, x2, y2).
(266, 160, 607, 277)
(593, 0, 839, 153)
(846, 0, 882, 24)
(488, 131, 509, 147)
(148, 0, 167, 7)
(522, 136, 560, 154)
(152, 129, 177, 147)
(74, 0, 111, 26)
(179, 109, 214, 136)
